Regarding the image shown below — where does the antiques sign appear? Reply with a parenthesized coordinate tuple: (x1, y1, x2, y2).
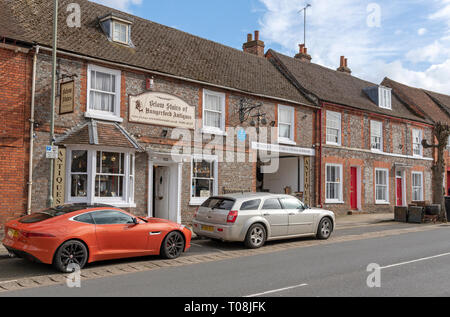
(60, 81, 74, 114)
(129, 92, 195, 129)
(53, 148, 66, 207)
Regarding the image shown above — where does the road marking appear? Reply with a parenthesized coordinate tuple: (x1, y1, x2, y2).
(245, 283, 308, 297)
(381, 252, 450, 270)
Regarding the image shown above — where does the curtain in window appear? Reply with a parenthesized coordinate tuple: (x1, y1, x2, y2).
(204, 94, 222, 129)
(326, 165, 341, 200)
(89, 70, 116, 113)
(326, 112, 341, 144)
(279, 108, 292, 139)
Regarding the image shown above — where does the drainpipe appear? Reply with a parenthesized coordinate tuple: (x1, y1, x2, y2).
(318, 108, 323, 208)
(27, 45, 40, 215)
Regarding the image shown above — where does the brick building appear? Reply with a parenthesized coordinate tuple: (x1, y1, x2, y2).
(382, 78, 450, 195)
(0, 0, 318, 230)
(268, 48, 435, 214)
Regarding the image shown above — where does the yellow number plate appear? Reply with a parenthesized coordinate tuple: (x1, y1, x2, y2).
(7, 229, 18, 239)
(201, 225, 214, 232)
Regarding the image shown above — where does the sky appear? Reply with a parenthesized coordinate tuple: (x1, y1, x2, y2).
(91, 0, 450, 94)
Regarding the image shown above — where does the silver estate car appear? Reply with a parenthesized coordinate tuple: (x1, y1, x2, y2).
(192, 193, 336, 249)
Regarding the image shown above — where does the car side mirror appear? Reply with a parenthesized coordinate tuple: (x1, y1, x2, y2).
(132, 218, 139, 225)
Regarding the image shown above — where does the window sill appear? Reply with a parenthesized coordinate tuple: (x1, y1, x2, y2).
(201, 128, 227, 136)
(278, 138, 297, 146)
(190, 197, 208, 206)
(325, 200, 344, 204)
(326, 142, 341, 147)
(85, 112, 123, 123)
(375, 202, 390, 205)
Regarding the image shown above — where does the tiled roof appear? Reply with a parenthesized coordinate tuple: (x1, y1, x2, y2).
(56, 120, 143, 150)
(423, 90, 450, 117)
(1, 0, 313, 107)
(382, 78, 450, 124)
(268, 50, 431, 124)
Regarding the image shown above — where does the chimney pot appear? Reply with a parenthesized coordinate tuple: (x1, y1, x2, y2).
(247, 33, 253, 42)
(243, 30, 265, 57)
(254, 30, 260, 41)
(295, 44, 312, 62)
(344, 58, 348, 67)
(337, 56, 351, 74)
(299, 44, 305, 53)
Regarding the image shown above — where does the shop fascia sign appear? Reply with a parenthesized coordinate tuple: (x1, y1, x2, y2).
(251, 142, 315, 157)
(129, 92, 195, 130)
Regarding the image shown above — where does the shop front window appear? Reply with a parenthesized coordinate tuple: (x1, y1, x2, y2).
(95, 152, 125, 198)
(70, 150, 88, 198)
(191, 156, 218, 205)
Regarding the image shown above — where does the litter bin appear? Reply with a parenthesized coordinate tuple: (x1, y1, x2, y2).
(445, 196, 450, 220)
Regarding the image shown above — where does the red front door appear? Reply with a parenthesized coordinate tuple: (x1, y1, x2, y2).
(350, 167, 358, 210)
(396, 178, 403, 206)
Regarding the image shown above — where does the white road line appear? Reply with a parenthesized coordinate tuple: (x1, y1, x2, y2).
(380, 252, 450, 270)
(245, 283, 308, 297)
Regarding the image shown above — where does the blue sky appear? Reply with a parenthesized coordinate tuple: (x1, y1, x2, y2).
(91, 0, 450, 94)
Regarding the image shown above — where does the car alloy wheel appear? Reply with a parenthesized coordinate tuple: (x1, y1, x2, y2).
(162, 231, 185, 259)
(318, 218, 333, 240)
(245, 224, 266, 249)
(54, 240, 88, 273)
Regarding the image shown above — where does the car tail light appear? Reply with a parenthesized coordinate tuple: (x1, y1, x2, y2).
(20, 231, 55, 238)
(194, 207, 199, 219)
(227, 210, 238, 224)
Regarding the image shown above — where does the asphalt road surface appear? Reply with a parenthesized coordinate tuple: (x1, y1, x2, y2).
(1, 223, 449, 297)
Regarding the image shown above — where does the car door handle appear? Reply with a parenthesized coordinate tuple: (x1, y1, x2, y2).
(263, 213, 270, 216)
(289, 213, 296, 216)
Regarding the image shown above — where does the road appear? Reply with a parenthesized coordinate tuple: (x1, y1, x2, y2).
(1, 222, 449, 297)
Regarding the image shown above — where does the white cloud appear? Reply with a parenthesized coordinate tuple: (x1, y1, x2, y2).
(90, 0, 142, 12)
(418, 28, 427, 36)
(258, 0, 450, 94)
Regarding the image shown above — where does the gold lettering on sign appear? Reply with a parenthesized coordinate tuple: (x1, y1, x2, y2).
(304, 157, 311, 206)
(60, 81, 75, 114)
(53, 148, 66, 207)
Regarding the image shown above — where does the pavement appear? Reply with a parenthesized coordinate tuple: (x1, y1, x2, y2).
(0, 212, 395, 258)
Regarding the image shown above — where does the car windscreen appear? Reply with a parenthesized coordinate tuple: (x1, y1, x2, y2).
(201, 197, 235, 210)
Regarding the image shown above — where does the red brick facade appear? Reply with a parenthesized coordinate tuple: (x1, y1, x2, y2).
(0, 45, 32, 232)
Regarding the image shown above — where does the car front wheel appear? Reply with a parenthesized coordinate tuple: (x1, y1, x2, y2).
(161, 231, 185, 259)
(244, 224, 266, 249)
(317, 217, 333, 240)
(54, 240, 88, 273)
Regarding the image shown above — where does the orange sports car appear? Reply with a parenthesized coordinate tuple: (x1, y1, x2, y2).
(2, 204, 192, 272)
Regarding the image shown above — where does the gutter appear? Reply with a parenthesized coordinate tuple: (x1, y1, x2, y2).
(27, 45, 40, 214)
(36, 46, 317, 109)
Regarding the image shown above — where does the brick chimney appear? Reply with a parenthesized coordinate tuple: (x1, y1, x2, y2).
(243, 30, 265, 57)
(337, 56, 352, 74)
(294, 44, 312, 62)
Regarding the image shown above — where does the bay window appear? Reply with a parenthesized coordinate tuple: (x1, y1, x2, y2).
(66, 147, 135, 207)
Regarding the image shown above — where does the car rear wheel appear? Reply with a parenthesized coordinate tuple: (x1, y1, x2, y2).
(161, 231, 185, 259)
(317, 217, 333, 240)
(54, 240, 88, 273)
(244, 223, 266, 249)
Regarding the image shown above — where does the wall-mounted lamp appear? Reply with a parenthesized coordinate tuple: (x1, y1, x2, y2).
(146, 76, 155, 90)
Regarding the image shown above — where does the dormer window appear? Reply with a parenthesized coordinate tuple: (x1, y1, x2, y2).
(99, 13, 133, 47)
(113, 21, 129, 44)
(379, 86, 392, 110)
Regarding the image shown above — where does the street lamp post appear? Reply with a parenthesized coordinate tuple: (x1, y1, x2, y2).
(48, 0, 58, 207)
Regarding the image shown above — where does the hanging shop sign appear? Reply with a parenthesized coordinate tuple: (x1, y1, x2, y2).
(303, 157, 311, 206)
(59, 81, 75, 114)
(53, 147, 66, 207)
(129, 92, 195, 129)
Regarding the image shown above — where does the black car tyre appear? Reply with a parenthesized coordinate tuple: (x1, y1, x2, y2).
(244, 223, 266, 249)
(161, 231, 185, 259)
(317, 217, 333, 240)
(53, 240, 88, 273)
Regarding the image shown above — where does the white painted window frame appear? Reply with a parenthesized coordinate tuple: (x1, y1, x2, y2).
(202, 89, 226, 135)
(412, 171, 424, 202)
(412, 129, 423, 157)
(112, 20, 129, 45)
(65, 145, 135, 208)
(379, 86, 392, 110)
(85, 64, 122, 122)
(325, 163, 343, 204)
(190, 154, 219, 206)
(326, 111, 342, 146)
(375, 168, 390, 204)
(278, 105, 296, 145)
(370, 120, 383, 152)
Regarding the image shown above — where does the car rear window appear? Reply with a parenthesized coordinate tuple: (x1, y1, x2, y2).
(240, 199, 261, 211)
(19, 213, 54, 224)
(201, 197, 235, 210)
